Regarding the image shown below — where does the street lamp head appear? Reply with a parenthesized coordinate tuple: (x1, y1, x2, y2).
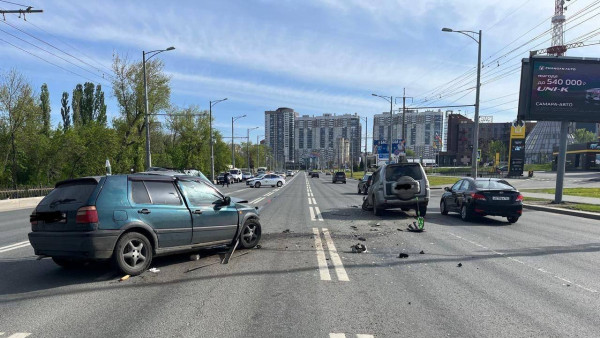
(371, 93, 378, 97)
(442, 27, 453, 32)
(166, 46, 175, 51)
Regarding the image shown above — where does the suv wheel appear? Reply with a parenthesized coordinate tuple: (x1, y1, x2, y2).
(254, 182, 261, 188)
(440, 199, 448, 215)
(373, 195, 383, 216)
(240, 219, 262, 249)
(277, 181, 283, 187)
(460, 205, 471, 222)
(113, 232, 152, 276)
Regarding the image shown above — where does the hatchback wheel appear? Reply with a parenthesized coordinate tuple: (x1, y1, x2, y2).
(440, 199, 448, 215)
(507, 216, 519, 223)
(240, 219, 262, 249)
(460, 205, 471, 222)
(277, 181, 283, 187)
(254, 182, 261, 188)
(113, 232, 152, 276)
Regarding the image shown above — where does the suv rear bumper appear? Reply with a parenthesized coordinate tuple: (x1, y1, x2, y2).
(28, 230, 119, 260)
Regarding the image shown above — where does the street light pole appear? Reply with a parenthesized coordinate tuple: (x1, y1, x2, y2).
(256, 134, 263, 172)
(142, 46, 175, 170)
(247, 127, 259, 172)
(209, 98, 228, 182)
(361, 116, 368, 171)
(231, 114, 246, 168)
(442, 27, 482, 178)
(372, 93, 394, 164)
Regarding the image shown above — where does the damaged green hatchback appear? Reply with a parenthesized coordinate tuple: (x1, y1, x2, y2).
(28, 174, 261, 275)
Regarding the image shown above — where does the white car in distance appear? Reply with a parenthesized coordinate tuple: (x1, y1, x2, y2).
(252, 174, 285, 188)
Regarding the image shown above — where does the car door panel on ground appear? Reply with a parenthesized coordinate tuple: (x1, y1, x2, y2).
(178, 180, 238, 245)
(129, 179, 192, 248)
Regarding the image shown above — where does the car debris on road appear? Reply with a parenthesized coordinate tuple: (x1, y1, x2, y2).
(351, 243, 367, 253)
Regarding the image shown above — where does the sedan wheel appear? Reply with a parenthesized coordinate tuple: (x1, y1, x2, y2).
(460, 205, 471, 222)
(240, 219, 262, 249)
(113, 232, 152, 276)
(440, 199, 448, 215)
(254, 182, 261, 188)
(277, 181, 283, 187)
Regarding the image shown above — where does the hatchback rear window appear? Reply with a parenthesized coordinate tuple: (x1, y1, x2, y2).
(385, 165, 423, 181)
(475, 180, 515, 190)
(39, 180, 97, 206)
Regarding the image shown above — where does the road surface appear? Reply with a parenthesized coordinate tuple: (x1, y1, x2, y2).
(1, 173, 599, 337)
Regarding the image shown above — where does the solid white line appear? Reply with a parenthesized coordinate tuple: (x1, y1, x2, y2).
(313, 228, 332, 281)
(314, 206, 324, 221)
(329, 334, 346, 338)
(322, 228, 349, 281)
(0, 243, 31, 253)
(309, 206, 316, 221)
(7, 333, 31, 338)
(447, 232, 598, 293)
(356, 335, 374, 338)
(0, 240, 29, 251)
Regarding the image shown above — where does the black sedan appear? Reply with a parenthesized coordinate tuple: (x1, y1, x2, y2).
(440, 178, 523, 223)
(310, 171, 320, 178)
(357, 173, 372, 194)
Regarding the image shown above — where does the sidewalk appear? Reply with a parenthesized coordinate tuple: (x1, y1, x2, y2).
(521, 192, 600, 205)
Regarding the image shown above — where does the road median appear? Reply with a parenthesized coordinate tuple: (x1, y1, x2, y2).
(0, 196, 43, 212)
(523, 203, 600, 221)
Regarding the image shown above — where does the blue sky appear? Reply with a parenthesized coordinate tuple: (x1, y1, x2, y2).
(1, 0, 599, 145)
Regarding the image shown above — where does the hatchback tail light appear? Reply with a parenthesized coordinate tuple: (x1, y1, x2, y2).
(516, 194, 524, 202)
(76, 206, 99, 223)
(30, 210, 38, 226)
(471, 193, 486, 201)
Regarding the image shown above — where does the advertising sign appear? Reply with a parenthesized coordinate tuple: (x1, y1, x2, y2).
(391, 139, 406, 156)
(520, 56, 600, 122)
(508, 121, 525, 177)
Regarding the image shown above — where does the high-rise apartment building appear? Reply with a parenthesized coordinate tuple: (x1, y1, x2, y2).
(294, 113, 361, 169)
(265, 107, 297, 168)
(372, 110, 447, 159)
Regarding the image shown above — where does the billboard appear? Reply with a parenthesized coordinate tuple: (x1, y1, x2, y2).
(519, 56, 600, 122)
(508, 121, 525, 177)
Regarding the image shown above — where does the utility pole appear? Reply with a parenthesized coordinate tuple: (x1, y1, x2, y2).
(401, 88, 413, 163)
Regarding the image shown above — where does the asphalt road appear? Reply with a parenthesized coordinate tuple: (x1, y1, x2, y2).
(1, 173, 600, 337)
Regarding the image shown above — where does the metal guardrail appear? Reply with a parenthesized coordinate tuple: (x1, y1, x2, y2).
(0, 187, 53, 200)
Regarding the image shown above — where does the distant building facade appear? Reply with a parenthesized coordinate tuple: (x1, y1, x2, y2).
(265, 107, 297, 168)
(294, 113, 361, 169)
(372, 110, 447, 160)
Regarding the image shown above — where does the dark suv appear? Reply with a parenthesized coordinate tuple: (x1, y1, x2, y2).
(28, 175, 261, 275)
(332, 171, 346, 184)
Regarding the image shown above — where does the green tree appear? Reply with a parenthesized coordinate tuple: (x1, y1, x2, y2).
(72, 84, 83, 127)
(40, 83, 51, 135)
(81, 82, 95, 125)
(406, 149, 416, 157)
(573, 128, 597, 144)
(60, 92, 71, 129)
(93, 84, 107, 125)
(486, 140, 507, 164)
(111, 53, 171, 172)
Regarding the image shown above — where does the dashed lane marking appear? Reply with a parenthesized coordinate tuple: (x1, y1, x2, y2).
(250, 197, 265, 204)
(314, 206, 323, 221)
(0, 241, 31, 253)
(322, 228, 349, 281)
(309, 206, 317, 221)
(313, 228, 332, 281)
(6, 334, 31, 338)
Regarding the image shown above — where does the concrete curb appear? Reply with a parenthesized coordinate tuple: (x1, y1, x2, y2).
(0, 196, 43, 212)
(523, 203, 600, 221)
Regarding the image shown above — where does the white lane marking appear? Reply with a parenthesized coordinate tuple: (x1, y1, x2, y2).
(329, 334, 346, 338)
(356, 335, 375, 338)
(314, 206, 324, 221)
(322, 228, 349, 281)
(250, 197, 265, 204)
(0, 241, 29, 251)
(309, 206, 316, 221)
(313, 228, 332, 281)
(448, 232, 598, 293)
(0, 242, 31, 253)
(312, 198, 317, 205)
(7, 334, 31, 338)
